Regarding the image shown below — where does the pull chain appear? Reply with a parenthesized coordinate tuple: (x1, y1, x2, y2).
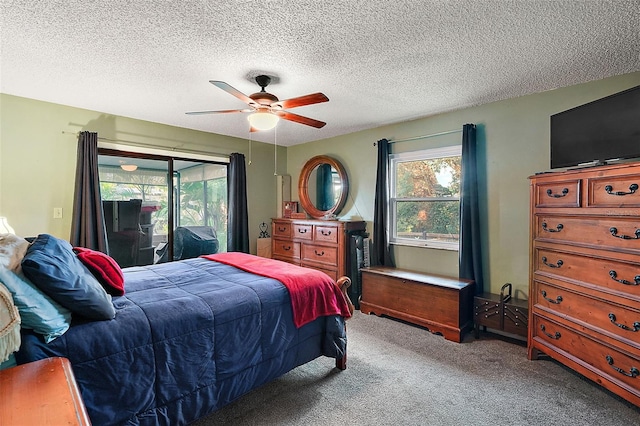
(248, 129, 252, 165)
(274, 126, 278, 175)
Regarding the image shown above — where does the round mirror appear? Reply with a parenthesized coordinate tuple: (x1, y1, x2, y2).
(298, 155, 349, 219)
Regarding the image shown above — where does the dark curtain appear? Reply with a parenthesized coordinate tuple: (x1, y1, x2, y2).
(227, 152, 249, 253)
(459, 124, 483, 294)
(373, 138, 394, 266)
(316, 163, 334, 211)
(70, 131, 108, 252)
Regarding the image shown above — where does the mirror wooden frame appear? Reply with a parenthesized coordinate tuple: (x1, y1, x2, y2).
(298, 155, 349, 219)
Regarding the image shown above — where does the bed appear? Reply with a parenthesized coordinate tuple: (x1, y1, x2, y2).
(3, 234, 352, 426)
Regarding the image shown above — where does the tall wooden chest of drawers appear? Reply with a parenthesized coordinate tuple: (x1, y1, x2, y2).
(271, 218, 366, 282)
(528, 162, 640, 407)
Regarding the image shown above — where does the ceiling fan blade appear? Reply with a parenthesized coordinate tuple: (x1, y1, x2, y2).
(185, 109, 251, 115)
(209, 81, 255, 105)
(275, 111, 326, 128)
(272, 92, 329, 110)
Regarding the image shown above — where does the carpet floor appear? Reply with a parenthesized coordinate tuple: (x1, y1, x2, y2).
(192, 312, 640, 425)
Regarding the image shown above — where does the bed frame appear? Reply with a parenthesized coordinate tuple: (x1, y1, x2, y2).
(335, 276, 353, 370)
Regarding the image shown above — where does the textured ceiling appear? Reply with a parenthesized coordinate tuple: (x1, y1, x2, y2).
(1, 1, 639, 146)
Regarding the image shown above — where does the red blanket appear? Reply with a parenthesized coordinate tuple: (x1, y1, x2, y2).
(202, 252, 352, 327)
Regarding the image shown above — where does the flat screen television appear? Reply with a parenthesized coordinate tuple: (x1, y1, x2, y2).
(550, 84, 640, 169)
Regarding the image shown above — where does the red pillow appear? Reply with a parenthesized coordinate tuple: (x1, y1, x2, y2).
(73, 247, 125, 296)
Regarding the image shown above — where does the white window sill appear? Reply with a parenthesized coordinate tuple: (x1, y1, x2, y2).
(390, 240, 459, 251)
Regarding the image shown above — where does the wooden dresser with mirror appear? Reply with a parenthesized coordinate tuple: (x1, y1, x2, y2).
(528, 162, 640, 407)
(272, 155, 366, 282)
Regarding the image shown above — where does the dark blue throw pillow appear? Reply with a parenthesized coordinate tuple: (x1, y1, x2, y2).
(22, 234, 115, 320)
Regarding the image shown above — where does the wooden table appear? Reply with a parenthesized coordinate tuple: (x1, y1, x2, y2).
(0, 357, 91, 425)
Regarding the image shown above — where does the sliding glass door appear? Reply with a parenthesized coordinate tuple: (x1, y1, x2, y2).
(98, 150, 227, 267)
(172, 160, 227, 262)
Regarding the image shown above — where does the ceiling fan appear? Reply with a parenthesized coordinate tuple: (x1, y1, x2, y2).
(186, 75, 329, 131)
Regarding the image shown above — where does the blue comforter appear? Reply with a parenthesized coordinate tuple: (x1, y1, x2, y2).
(17, 257, 347, 425)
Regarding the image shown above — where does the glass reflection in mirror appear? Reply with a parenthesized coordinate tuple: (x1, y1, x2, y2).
(308, 164, 341, 211)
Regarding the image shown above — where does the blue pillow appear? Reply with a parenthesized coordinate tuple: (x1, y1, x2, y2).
(22, 234, 115, 320)
(0, 266, 71, 343)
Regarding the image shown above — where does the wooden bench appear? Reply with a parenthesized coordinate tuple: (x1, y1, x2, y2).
(360, 266, 475, 342)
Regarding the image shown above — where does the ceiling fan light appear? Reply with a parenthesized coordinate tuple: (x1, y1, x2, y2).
(120, 164, 138, 172)
(248, 112, 279, 131)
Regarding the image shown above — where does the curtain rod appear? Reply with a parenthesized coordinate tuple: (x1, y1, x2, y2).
(61, 130, 232, 158)
(374, 128, 462, 145)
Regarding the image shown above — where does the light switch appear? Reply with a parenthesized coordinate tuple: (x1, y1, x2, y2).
(53, 207, 63, 219)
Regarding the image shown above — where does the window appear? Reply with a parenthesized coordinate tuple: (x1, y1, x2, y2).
(389, 145, 461, 250)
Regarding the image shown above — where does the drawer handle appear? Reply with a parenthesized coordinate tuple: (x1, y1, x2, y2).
(540, 324, 561, 339)
(321, 230, 332, 236)
(608, 313, 640, 332)
(546, 188, 569, 198)
(609, 227, 640, 240)
(609, 270, 640, 286)
(606, 355, 639, 378)
(542, 222, 563, 233)
(298, 229, 308, 234)
(314, 250, 325, 256)
(282, 245, 291, 251)
(541, 256, 563, 268)
(540, 290, 563, 304)
(278, 226, 287, 232)
(604, 183, 638, 196)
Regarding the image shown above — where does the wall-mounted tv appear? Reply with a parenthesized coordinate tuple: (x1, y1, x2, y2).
(550, 84, 640, 169)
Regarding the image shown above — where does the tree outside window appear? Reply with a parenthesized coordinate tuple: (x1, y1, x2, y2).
(390, 145, 461, 250)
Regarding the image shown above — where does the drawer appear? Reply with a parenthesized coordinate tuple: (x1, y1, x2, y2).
(532, 316, 640, 393)
(304, 263, 338, 282)
(273, 222, 292, 239)
(301, 243, 338, 266)
(272, 240, 300, 259)
(315, 225, 338, 244)
(293, 224, 313, 240)
(533, 179, 581, 208)
(474, 297, 502, 330)
(533, 247, 640, 301)
(503, 303, 528, 336)
(532, 280, 640, 347)
(272, 256, 300, 267)
(587, 174, 640, 208)
(534, 215, 640, 253)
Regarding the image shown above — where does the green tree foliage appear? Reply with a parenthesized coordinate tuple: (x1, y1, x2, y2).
(178, 178, 227, 248)
(395, 156, 461, 241)
(100, 169, 228, 251)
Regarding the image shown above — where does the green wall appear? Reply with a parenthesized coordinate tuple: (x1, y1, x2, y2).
(0, 94, 286, 254)
(288, 72, 640, 296)
(2, 72, 639, 295)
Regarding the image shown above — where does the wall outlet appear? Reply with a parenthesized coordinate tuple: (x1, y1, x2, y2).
(53, 207, 63, 219)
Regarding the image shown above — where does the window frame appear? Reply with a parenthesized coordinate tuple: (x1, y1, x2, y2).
(97, 148, 229, 263)
(389, 144, 462, 251)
